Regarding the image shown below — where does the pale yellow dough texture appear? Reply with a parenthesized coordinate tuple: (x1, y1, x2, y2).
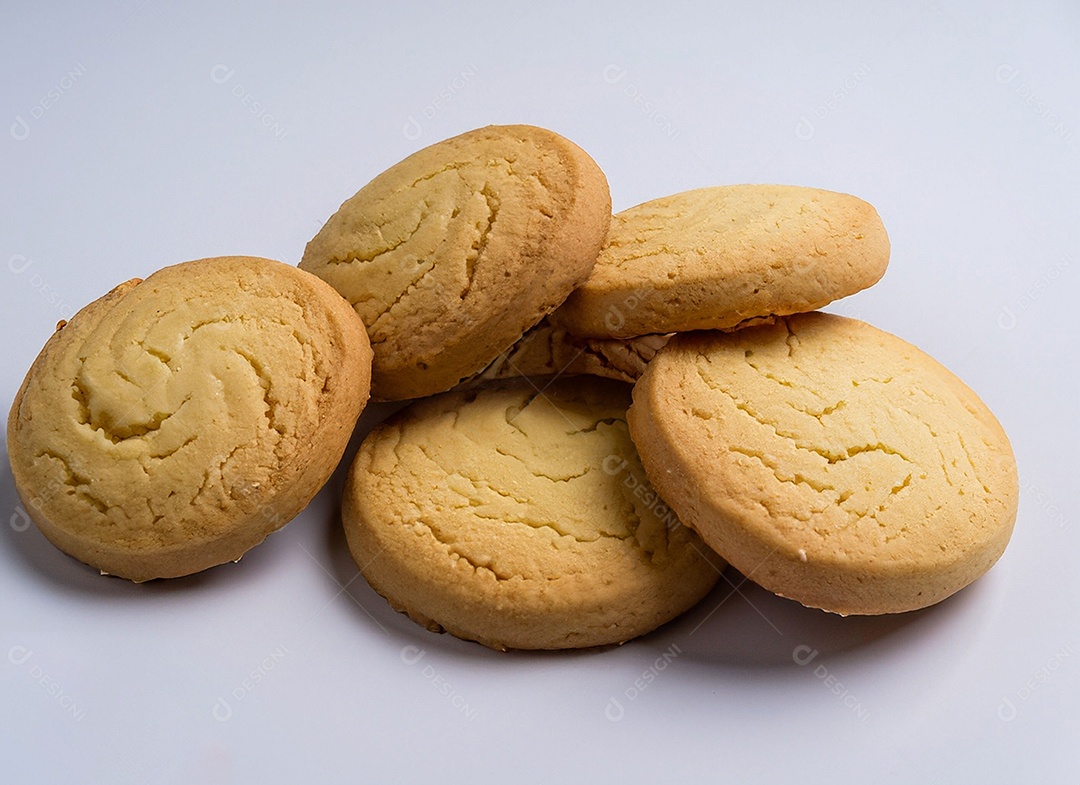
(300, 124, 611, 401)
(552, 184, 890, 338)
(343, 379, 722, 650)
(7, 257, 373, 581)
(628, 313, 1018, 615)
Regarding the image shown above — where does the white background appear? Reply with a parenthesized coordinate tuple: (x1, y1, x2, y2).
(2, 1, 1077, 782)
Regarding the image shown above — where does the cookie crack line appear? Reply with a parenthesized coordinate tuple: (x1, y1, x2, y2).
(409, 442, 598, 541)
(402, 161, 468, 193)
(366, 256, 439, 340)
(35, 450, 110, 514)
(697, 375, 897, 467)
(783, 397, 847, 422)
(147, 433, 198, 461)
(410, 515, 514, 582)
(691, 347, 965, 532)
(956, 432, 992, 494)
(232, 348, 285, 440)
(68, 305, 321, 444)
(344, 148, 554, 321)
(460, 184, 499, 300)
(694, 363, 916, 467)
(325, 205, 428, 267)
(469, 510, 616, 547)
(493, 446, 591, 483)
(500, 392, 546, 436)
(192, 442, 249, 509)
(744, 356, 796, 389)
(728, 445, 836, 494)
(71, 375, 191, 444)
(402, 427, 655, 552)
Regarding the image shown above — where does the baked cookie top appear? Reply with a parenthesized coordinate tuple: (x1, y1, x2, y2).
(342, 378, 721, 650)
(7, 257, 372, 581)
(300, 124, 611, 401)
(551, 184, 889, 338)
(628, 312, 1018, 615)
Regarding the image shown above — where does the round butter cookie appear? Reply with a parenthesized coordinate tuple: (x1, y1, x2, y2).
(7, 257, 372, 581)
(628, 313, 1017, 615)
(299, 124, 611, 401)
(551, 185, 889, 338)
(343, 378, 721, 650)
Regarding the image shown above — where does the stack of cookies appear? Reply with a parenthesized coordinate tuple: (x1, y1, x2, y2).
(7, 125, 1018, 653)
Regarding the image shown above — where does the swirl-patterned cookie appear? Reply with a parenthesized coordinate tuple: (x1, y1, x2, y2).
(628, 313, 1018, 615)
(342, 378, 721, 650)
(551, 185, 889, 338)
(299, 124, 611, 401)
(7, 256, 372, 581)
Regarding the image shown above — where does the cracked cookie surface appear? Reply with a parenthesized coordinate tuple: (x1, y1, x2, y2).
(342, 378, 721, 650)
(551, 184, 889, 338)
(628, 312, 1018, 615)
(7, 256, 373, 581)
(299, 124, 611, 401)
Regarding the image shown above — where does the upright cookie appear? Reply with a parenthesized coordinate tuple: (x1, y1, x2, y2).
(465, 317, 670, 386)
(300, 124, 611, 401)
(551, 185, 889, 338)
(628, 313, 1018, 615)
(343, 379, 722, 650)
(7, 257, 372, 581)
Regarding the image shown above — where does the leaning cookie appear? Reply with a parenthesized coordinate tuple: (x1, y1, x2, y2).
(628, 313, 1018, 615)
(465, 317, 671, 386)
(551, 185, 889, 338)
(7, 257, 372, 582)
(343, 379, 722, 650)
(300, 124, 611, 401)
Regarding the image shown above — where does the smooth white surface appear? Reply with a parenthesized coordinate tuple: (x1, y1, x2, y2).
(2, 1, 1077, 782)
